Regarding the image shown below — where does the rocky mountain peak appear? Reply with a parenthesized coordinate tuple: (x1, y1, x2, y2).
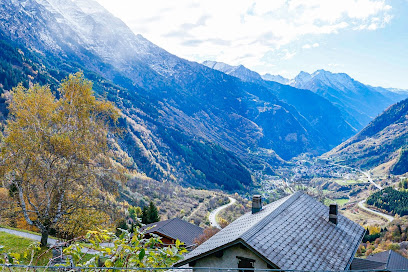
(202, 60, 262, 82)
(261, 73, 290, 85)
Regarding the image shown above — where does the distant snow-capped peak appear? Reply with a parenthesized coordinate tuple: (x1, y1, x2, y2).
(202, 60, 263, 82)
(203, 61, 361, 91)
(261, 74, 290, 85)
(290, 69, 361, 93)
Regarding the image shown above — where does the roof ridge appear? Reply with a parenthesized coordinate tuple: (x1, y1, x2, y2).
(241, 191, 303, 241)
(385, 250, 392, 268)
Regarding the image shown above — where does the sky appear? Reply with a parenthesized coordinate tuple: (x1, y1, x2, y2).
(95, 0, 408, 88)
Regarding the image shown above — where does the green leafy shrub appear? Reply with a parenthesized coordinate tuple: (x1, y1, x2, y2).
(0, 241, 41, 265)
(63, 228, 187, 268)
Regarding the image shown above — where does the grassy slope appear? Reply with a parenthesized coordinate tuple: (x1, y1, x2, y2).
(0, 232, 34, 253)
(0, 232, 52, 266)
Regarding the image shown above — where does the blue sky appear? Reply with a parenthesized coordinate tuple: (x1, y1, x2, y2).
(96, 0, 408, 88)
(257, 0, 408, 88)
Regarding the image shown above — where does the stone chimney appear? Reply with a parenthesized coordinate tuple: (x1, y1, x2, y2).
(252, 195, 262, 214)
(329, 203, 338, 225)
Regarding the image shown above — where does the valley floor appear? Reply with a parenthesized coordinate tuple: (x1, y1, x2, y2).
(258, 157, 404, 226)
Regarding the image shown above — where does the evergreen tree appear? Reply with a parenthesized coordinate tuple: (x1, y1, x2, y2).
(141, 201, 160, 224)
(141, 205, 149, 224)
(116, 219, 128, 237)
(147, 201, 160, 223)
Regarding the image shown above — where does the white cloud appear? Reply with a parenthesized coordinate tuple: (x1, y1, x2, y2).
(302, 43, 320, 49)
(95, 0, 393, 71)
(354, 13, 394, 30)
(281, 49, 297, 60)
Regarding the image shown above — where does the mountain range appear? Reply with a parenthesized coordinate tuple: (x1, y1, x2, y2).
(203, 61, 408, 131)
(0, 0, 407, 192)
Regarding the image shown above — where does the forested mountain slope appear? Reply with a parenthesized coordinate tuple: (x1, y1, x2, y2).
(325, 98, 408, 173)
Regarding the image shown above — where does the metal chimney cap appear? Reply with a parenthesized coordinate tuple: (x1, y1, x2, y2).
(329, 203, 338, 225)
(252, 195, 262, 214)
(329, 203, 338, 215)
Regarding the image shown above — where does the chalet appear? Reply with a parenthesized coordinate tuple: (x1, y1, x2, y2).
(175, 192, 365, 271)
(142, 218, 203, 248)
(351, 250, 408, 270)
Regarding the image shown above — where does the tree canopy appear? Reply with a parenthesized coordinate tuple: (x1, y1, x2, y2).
(0, 72, 122, 246)
(366, 187, 408, 216)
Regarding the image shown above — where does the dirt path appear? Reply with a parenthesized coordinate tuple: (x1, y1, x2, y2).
(208, 197, 236, 229)
(187, 195, 214, 220)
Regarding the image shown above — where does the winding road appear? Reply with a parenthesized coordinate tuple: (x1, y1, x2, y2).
(331, 162, 392, 222)
(358, 199, 394, 222)
(332, 163, 382, 189)
(209, 197, 236, 229)
(350, 171, 394, 222)
(359, 170, 383, 190)
(348, 170, 392, 221)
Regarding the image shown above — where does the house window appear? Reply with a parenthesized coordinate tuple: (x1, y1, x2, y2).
(237, 256, 255, 272)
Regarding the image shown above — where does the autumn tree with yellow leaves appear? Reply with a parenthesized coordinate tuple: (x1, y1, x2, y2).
(0, 72, 123, 247)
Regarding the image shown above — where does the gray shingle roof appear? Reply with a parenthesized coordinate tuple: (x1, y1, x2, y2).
(175, 192, 365, 271)
(350, 258, 386, 270)
(366, 250, 408, 270)
(142, 218, 203, 247)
